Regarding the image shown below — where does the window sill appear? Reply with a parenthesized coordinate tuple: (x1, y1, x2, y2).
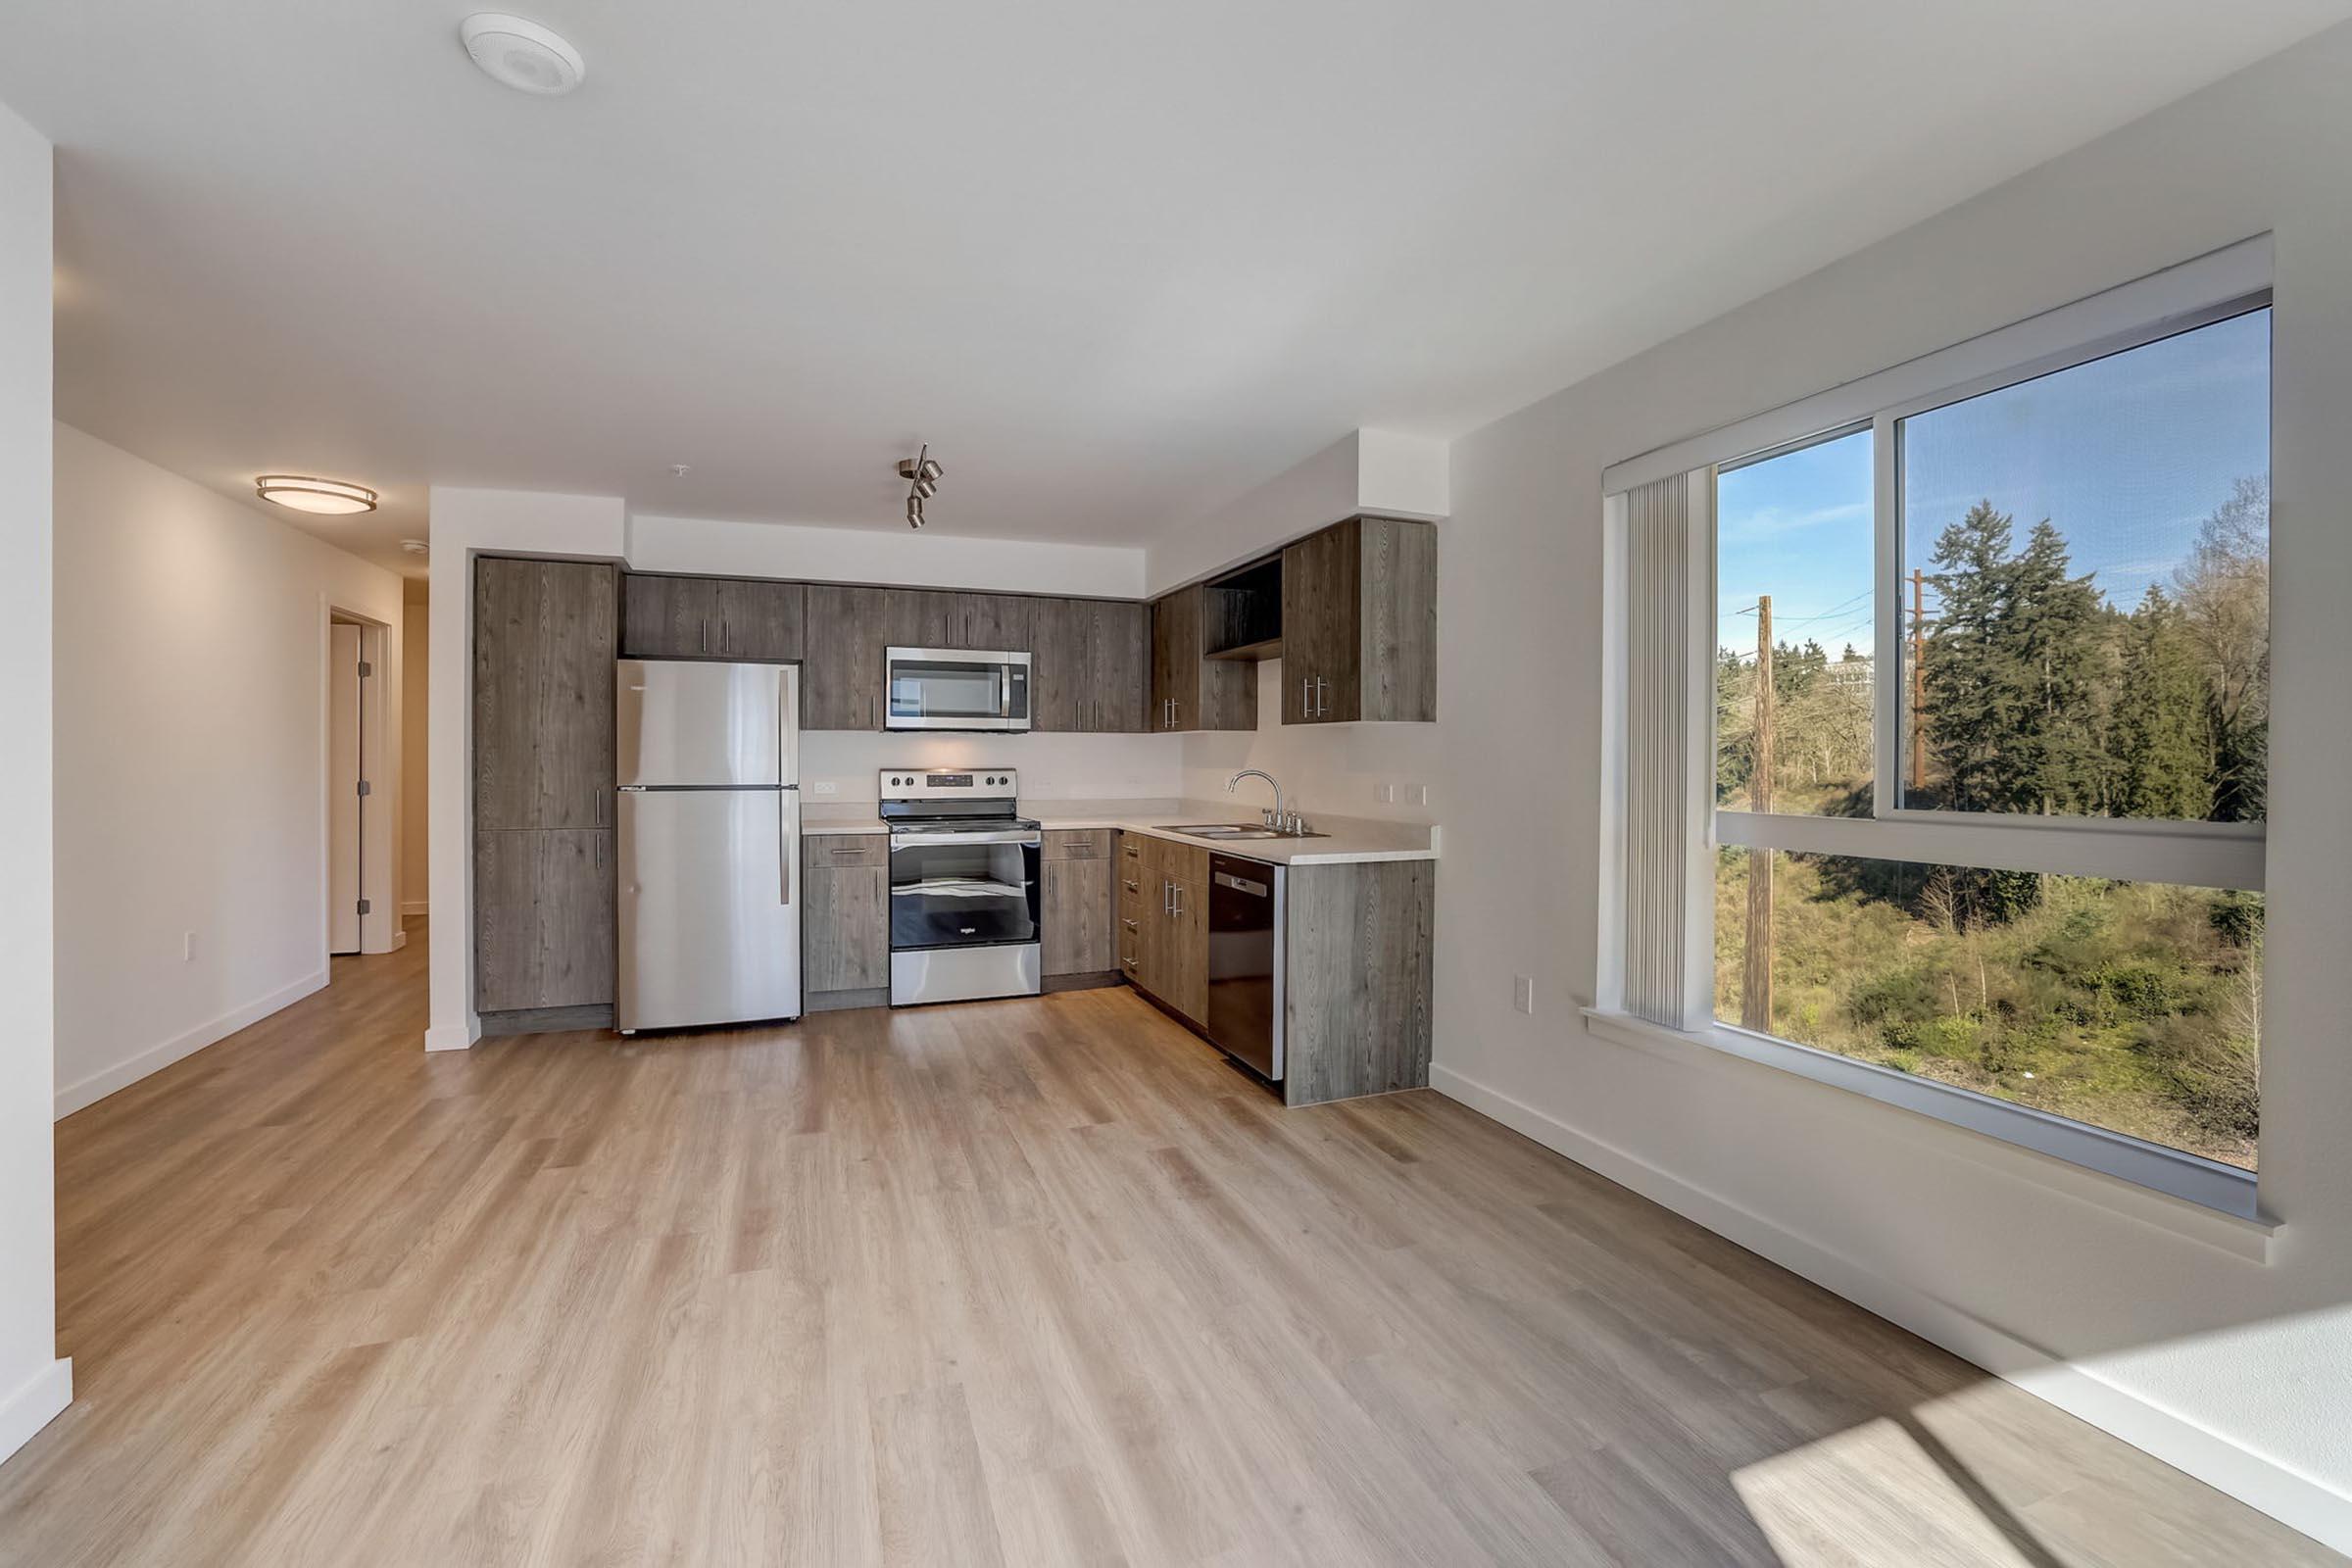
(1581, 1007, 2276, 1262)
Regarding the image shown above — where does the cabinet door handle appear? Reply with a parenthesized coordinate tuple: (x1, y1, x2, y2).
(1170, 883, 1183, 917)
(1300, 677, 1312, 717)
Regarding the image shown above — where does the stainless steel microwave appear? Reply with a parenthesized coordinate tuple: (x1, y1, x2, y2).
(884, 647, 1032, 731)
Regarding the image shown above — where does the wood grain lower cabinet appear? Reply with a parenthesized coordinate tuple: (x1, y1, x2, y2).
(1042, 830, 1115, 976)
(1118, 833, 1207, 1022)
(803, 835, 889, 995)
(1281, 860, 1435, 1105)
(474, 828, 614, 1011)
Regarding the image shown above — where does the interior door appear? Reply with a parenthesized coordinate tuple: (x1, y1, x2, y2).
(328, 622, 364, 955)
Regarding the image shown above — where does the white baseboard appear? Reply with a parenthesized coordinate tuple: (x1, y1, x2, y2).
(423, 1021, 476, 1053)
(1428, 1062, 2352, 1558)
(401, 901, 428, 918)
(55, 969, 329, 1120)
(389, 929, 409, 952)
(0, 1357, 72, 1468)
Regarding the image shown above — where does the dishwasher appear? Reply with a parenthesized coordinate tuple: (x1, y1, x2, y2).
(1205, 854, 1284, 1082)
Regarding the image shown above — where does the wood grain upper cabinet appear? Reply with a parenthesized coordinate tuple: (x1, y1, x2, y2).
(1037, 599, 1149, 734)
(474, 557, 616, 831)
(951, 592, 1032, 653)
(1083, 601, 1150, 733)
(1150, 585, 1253, 732)
(1281, 515, 1437, 725)
(621, 574, 805, 662)
(802, 585, 888, 729)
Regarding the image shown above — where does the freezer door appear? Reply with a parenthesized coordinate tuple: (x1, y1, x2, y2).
(617, 788, 802, 1030)
(617, 659, 796, 787)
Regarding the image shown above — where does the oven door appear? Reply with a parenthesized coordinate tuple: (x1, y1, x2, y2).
(885, 648, 1032, 731)
(888, 829, 1042, 951)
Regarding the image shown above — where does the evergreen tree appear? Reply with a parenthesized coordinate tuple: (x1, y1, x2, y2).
(1922, 500, 2018, 813)
(2109, 586, 2212, 819)
(2006, 518, 2107, 815)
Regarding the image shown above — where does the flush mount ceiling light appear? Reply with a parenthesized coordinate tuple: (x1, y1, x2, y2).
(460, 13, 586, 96)
(256, 475, 377, 514)
(896, 445, 945, 529)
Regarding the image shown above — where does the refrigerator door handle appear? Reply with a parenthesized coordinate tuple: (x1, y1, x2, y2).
(779, 788, 792, 906)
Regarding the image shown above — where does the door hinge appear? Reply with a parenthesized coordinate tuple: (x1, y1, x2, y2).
(357, 779, 372, 797)
(357, 898, 372, 915)
(358, 661, 372, 677)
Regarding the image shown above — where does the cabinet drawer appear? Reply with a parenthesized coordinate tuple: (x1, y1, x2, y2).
(805, 833, 886, 868)
(1044, 828, 1112, 861)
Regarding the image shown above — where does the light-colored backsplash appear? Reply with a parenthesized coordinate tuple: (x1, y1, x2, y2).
(1178, 660, 1446, 828)
(799, 727, 1184, 805)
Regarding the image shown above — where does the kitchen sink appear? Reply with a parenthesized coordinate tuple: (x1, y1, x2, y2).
(1156, 823, 1327, 841)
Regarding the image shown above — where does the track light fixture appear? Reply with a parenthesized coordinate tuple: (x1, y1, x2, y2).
(897, 444, 944, 529)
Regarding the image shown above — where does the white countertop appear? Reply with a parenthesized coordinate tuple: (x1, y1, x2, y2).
(802, 797, 1438, 866)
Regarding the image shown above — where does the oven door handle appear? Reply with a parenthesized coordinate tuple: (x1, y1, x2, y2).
(889, 829, 1041, 847)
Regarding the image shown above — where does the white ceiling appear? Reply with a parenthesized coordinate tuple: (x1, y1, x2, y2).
(7, 2, 2347, 576)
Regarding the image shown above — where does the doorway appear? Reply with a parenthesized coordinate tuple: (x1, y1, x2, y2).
(327, 616, 369, 955)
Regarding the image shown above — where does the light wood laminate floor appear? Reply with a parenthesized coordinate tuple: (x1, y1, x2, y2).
(0, 926, 2334, 1566)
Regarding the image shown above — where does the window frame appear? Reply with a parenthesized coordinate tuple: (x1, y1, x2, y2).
(1604, 241, 2274, 1220)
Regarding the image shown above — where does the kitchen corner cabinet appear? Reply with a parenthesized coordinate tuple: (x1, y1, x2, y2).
(1151, 584, 1255, 732)
(1281, 515, 1437, 724)
(471, 556, 618, 1019)
(803, 834, 889, 1000)
(620, 574, 805, 662)
(1117, 833, 1208, 1021)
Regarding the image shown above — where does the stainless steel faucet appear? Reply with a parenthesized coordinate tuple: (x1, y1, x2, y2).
(1227, 768, 1302, 834)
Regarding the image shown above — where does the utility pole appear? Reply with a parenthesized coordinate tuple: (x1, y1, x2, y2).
(1742, 596, 1774, 1034)
(1908, 567, 1930, 795)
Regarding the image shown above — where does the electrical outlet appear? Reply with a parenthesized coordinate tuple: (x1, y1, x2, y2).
(183, 931, 196, 962)
(1374, 782, 1395, 804)
(1411, 784, 1431, 807)
(1513, 975, 1535, 1014)
(811, 780, 839, 796)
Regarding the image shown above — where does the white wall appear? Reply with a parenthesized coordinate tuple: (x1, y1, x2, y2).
(630, 512, 1147, 598)
(0, 93, 65, 1470)
(1180, 660, 1448, 827)
(400, 587, 429, 918)
(51, 425, 406, 1117)
(1417, 24, 2352, 1549)
(1145, 429, 1450, 594)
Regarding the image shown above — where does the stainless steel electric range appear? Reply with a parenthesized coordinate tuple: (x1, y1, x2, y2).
(879, 768, 1043, 1006)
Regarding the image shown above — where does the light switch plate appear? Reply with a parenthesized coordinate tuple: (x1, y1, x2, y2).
(1513, 975, 1535, 1014)
(811, 780, 839, 795)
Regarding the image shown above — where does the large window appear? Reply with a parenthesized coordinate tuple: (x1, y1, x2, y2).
(1609, 249, 2272, 1214)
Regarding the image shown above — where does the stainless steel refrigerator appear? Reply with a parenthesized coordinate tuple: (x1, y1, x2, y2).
(615, 660, 802, 1031)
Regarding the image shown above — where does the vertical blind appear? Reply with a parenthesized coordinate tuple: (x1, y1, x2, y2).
(1621, 473, 1693, 1027)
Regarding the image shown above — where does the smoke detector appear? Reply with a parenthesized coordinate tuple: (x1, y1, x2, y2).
(400, 539, 430, 557)
(460, 14, 586, 96)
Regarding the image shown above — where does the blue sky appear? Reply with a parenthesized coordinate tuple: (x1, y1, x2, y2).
(1716, 308, 2270, 659)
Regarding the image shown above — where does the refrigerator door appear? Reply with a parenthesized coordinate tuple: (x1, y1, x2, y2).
(617, 787, 802, 1030)
(617, 659, 795, 787)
